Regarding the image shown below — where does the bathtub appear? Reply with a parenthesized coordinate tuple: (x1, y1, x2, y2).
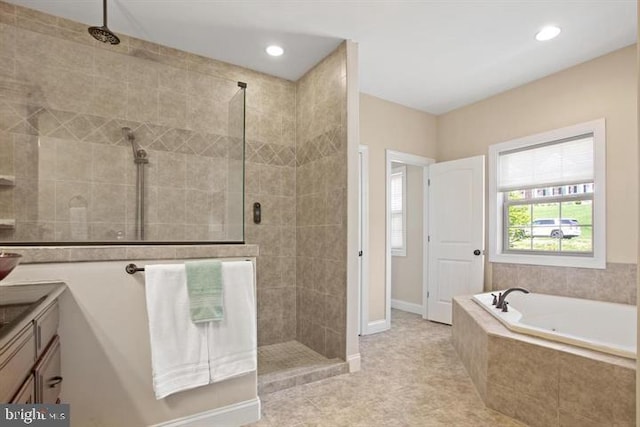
(472, 291, 637, 359)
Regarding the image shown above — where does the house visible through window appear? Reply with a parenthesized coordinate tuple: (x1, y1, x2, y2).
(489, 119, 605, 268)
(391, 165, 406, 256)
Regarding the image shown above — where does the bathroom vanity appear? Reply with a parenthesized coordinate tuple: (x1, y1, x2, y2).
(0, 282, 66, 403)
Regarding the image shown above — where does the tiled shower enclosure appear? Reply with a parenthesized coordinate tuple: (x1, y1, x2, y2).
(0, 1, 349, 363)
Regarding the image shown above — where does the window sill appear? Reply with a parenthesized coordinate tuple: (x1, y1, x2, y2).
(490, 252, 605, 269)
(391, 249, 406, 257)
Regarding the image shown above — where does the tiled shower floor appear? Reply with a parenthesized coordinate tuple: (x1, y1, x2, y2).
(258, 341, 332, 375)
(257, 341, 348, 394)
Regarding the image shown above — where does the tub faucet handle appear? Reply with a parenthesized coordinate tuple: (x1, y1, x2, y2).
(495, 292, 503, 309)
(501, 301, 509, 313)
(490, 293, 497, 306)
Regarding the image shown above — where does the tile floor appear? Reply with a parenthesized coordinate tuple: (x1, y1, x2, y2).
(249, 310, 524, 426)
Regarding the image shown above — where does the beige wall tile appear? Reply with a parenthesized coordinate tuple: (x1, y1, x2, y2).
(158, 88, 187, 129)
(126, 84, 158, 124)
(185, 188, 210, 224)
(559, 352, 634, 425)
(91, 183, 126, 223)
(156, 186, 185, 224)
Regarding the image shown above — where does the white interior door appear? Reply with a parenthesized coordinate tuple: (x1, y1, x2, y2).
(427, 155, 485, 324)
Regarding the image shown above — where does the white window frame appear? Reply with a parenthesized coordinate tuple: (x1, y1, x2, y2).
(390, 165, 407, 256)
(488, 119, 606, 269)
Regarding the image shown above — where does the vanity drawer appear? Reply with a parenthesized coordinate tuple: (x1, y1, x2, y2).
(35, 302, 59, 358)
(35, 336, 61, 404)
(11, 374, 35, 404)
(0, 324, 36, 403)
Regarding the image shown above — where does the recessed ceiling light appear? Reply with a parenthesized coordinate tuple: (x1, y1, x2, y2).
(266, 45, 284, 57)
(536, 26, 561, 41)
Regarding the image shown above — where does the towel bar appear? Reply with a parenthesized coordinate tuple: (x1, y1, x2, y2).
(125, 263, 144, 274)
(126, 260, 253, 275)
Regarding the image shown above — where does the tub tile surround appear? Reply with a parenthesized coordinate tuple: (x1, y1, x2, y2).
(295, 44, 348, 359)
(452, 297, 636, 427)
(491, 262, 637, 305)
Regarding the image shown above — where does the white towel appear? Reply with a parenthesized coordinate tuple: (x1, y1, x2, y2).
(208, 260, 257, 382)
(145, 264, 209, 399)
(144, 261, 257, 399)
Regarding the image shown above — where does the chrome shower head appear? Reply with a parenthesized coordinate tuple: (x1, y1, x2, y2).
(88, 26, 120, 45)
(89, 0, 120, 45)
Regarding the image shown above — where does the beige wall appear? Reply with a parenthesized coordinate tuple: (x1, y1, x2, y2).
(360, 93, 437, 321)
(391, 163, 423, 306)
(438, 45, 638, 266)
(362, 45, 637, 323)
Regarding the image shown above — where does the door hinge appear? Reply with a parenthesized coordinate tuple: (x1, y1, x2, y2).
(427, 291, 430, 298)
(427, 235, 430, 242)
(358, 250, 363, 257)
(428, 179, 431, 186)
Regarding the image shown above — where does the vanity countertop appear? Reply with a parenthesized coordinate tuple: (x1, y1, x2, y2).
(0, 282, 66, 348)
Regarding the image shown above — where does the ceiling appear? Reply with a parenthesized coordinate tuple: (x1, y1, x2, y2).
(7, 0, 637, 114)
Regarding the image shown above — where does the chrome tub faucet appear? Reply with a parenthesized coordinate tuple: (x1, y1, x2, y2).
(495, 287, 530, 311)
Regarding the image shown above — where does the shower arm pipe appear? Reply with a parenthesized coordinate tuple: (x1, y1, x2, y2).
(102, 0, 108, 27)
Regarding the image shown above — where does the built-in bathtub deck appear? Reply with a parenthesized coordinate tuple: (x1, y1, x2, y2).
(452, 296, 636, 427)
(257, 341, 348, 395)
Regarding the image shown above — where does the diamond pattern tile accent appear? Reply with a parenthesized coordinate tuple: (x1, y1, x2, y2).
(0, 102, 24, 131)
(0, 103, 274, 163)
(48, 126, 76, 140)
(7, 120, 38, 135)
(148, 140, 169, 152)
(128, 123, 157, 149)
(27, 109, 61, 136)
(176, 142, 195, 154)
(186, 132, 210, 154)
(84, 114, 108, 129)
(47, 108, 77, 124)
(257, 143, 276, 164)
(160, 128, 187, 151)
(64, 114, 95, 140)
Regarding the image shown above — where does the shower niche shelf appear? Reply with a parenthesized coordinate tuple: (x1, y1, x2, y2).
(0, 220, 16, 229)
(0, 176, 15, 186)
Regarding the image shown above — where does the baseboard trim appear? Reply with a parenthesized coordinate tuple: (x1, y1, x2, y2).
(151, 397, 261, 427)
(391, 299, 423, 315)
(365, 319, 389, 335)
(347, 353, 361, 372)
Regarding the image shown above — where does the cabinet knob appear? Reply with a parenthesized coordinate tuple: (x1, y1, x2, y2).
(48, 376, 63, 388)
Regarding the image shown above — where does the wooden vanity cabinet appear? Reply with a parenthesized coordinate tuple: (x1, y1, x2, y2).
(1, 300, 62, 404)
(11, 374, 35, 404)
(35, 336, 61, 404)
(35, 302, 59, 358)
(1, 324, 36, 402)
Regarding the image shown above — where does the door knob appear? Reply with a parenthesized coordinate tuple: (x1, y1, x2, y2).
(473, 249, 481, 256)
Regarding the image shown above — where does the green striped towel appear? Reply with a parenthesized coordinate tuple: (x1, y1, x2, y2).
(185, 260, 224, 323)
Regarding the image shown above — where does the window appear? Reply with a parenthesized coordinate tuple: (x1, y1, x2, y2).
(390, 165, 407, 256)
(489, 119, 606, 268)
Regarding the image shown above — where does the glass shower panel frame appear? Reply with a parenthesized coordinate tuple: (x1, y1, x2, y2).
(0, 24, 246, 245)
